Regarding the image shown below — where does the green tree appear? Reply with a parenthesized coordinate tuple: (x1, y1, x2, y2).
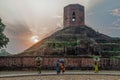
(0, 18, 9, 48)
(0, 49, 11, 56)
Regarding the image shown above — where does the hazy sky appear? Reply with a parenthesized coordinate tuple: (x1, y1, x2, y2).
(0, 0, 120, 54)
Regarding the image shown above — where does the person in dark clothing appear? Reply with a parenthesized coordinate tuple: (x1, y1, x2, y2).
(56, 60, 61, 74)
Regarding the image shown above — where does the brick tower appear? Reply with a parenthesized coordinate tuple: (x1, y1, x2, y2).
(64, 4, 85, 27)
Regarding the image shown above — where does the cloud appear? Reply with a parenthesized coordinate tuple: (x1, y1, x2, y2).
(53, 15, 63, 29)
(110, 8, 120, 16)
(4, 21, 34, 54)
(88, 0, 104, 9)
(86, 12, 95, 17)
(5, 21, 33, 39)
(4, 20, 34, 48)
(112, 19, 120, 28)
(53, 15, 62, 19)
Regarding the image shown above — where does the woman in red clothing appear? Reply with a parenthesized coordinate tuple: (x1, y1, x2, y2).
(61, 63, 65, 74)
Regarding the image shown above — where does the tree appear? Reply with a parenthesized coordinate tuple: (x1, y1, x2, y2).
(0, 18, 9, 48)
(0, 49, 11, 56)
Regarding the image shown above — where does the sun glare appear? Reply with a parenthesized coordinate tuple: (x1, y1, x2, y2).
(31, 36, 39, 43)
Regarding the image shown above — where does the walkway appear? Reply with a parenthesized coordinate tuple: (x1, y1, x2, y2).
(0, 71, 120, 78)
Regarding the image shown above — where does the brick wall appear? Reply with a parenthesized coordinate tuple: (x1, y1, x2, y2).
(0, 56, 120, 70)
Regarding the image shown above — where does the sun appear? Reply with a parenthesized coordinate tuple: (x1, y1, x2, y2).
(31, 36, 39, 43)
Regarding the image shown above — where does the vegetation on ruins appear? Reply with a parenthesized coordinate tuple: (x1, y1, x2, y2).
(0, 18, 9, 48)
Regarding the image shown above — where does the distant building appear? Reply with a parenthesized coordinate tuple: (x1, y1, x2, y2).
(64, 4, 85, 27)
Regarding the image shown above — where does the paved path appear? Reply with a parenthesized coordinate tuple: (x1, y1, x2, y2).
(0, 71, 120, 78)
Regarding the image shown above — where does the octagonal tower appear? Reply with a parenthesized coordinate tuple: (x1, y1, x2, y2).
(64, 4, 85, 27)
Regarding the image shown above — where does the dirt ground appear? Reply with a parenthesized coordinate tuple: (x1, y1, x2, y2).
(0, 75, 120, 80)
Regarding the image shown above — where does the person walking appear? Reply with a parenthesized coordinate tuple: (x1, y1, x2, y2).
(56, 60, 61, 74)
(61, 63, 65, 74)
(94, 61, 99, 73)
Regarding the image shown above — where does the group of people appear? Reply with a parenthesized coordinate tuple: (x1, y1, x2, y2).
(56, 59, 65, 74)
(56, 60, 99, 74)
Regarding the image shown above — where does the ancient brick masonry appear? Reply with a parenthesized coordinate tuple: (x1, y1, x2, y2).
(64, 4, 85, 27)
(0, 56, 120, 70)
